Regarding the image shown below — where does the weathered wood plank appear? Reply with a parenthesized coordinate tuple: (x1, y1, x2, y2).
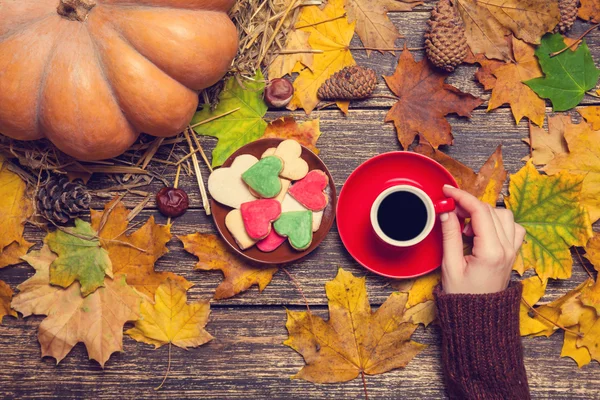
(1, 307, 599, 399)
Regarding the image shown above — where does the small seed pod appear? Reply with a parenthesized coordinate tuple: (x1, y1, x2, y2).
(264, 78, 294, 108)
(156, 187, 189, 218)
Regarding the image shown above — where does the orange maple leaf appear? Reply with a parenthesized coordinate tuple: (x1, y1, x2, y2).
(261, 117, 322, 154)
(179, 233, 278, 299)
(91, 198, 192, 299)
(579, 0, 600, 22)
(0, 280, 16, 323)
(384, 48, 483, 149)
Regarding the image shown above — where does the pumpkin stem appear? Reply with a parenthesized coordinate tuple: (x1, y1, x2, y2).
(57, 0, 96, 21)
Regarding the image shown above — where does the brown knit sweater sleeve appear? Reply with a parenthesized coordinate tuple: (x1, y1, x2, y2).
(434, 282, 530, 400)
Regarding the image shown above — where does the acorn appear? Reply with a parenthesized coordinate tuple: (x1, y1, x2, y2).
(264, 78, 294, 108)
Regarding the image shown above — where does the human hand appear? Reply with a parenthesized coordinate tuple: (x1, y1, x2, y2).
(438, 185, 526, 294)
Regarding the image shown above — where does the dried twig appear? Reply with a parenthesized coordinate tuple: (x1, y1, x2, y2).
(550, 24, 599, 57)
(189, 107, 241, 129)
(521, 297, 583, 337)
(183, 128, 211, 215)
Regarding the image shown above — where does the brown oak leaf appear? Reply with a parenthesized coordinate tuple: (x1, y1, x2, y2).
(384, 48, 483, 149)
(285, 268, 424, 383)
(179, 233, 278, 299)
(11, 245, 141, 367)
(91, 198, 192, 299)
(456, 0, 559, 60)
(344, 0, 422, 56)
(0, 280, 16, 323)
(414, 141, 507, 206)
(261, 117, 321, 154)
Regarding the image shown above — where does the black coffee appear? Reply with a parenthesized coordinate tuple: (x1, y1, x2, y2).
(377, 191, 428, 241)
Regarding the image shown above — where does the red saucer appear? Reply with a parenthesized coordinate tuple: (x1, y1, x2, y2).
(337, 152, 459, 279)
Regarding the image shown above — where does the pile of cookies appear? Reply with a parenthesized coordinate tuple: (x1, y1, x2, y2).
(208, 139, 329, 252)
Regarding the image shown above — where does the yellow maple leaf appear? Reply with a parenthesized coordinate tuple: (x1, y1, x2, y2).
(344, 0, 421, 56)
(576, 305, 600, 362)
(578, 106, 600, 130)
(403, 301, 437, 327)
(519, 276, 549, 336)
(456, 0, 559, 60)
(585, 233, 600, 272)
(179, 233, 278, 299)
(91, 198, 192, 299)
(287, 0, 356, 114)
(0, 155, 33, 263)
(392, 271, 440, 327)
(269, 30, 313, 79)
(11, 246, 141, 367)
(487, 36, 545, 126)
(524, 114, 570, 165)
(285, 268, 425, 383)
(543, 118, 600, 223)
(0, 237, 32, 269)
(0, 280, 16, 324)
(561, 328, 592, 368)
(505, 162, 592, 281)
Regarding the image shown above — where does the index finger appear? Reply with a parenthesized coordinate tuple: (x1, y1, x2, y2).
(442, 185, 499, 249)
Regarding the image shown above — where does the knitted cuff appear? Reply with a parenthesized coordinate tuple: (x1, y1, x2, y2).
(435, 282, 530, 400)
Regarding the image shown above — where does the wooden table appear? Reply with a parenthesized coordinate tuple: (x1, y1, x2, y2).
(2, 8, 600, 399)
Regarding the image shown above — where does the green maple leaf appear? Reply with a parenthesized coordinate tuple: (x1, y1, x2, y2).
(525, 33, 600, 112)
(504, 162, 593, 282)
(192, 70, 268, 167)
(46, 219, 113, 297)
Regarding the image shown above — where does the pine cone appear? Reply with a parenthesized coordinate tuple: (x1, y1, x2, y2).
(36, 176, 91, 225)
(317, 66, 377, 100)
(554, 0, 578, 33)
(424, 0, 468, 73)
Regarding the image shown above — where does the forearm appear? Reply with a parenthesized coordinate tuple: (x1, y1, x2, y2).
(435, 282, 530, 400)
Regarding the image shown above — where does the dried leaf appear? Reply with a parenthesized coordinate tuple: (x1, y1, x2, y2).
(543, 118, 600, 223)
(0, 155, 33, 258)
(414, 142, 506, 206)
(525, 34, 600, 112)
(344, 0, 422, 55)
(384, 47, 483, 149)
(519, 276, 550, 336)
(579, 0, 600, 22)
(562, 328, 592, 368)
(11, 248, 141, 367)
(585, 233, 600, 272)
(126, 279, 213, 349)
(179, 233, 278, 299)
(579, 106, 600, 131)
(46, 219, 113, 297)
(465, 51, 504, 90)
(525, 115, 569, 165)
(287, 0, 356, 114)
(262, 117, 322, 153)
(285, 268, 425, 383)
(505, 162, 593, 281)
(91, 198, 191, 299)
(269, 30, 313, 79)
(192, 70, 267, 167)
(0, 280, 16, 324)
(456, 0, 559, 60)
(405, 271, 440, 308)
(403, 301, 437, 327)
(487, 37, 545, 126)
(0, 237, 32, 269)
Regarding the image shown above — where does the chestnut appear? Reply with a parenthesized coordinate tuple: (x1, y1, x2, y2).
(264, 78, 294, 108)
(156, 187, 189, 218)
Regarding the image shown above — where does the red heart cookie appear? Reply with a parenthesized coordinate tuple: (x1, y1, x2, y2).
(257, 229, 287, 252)
(240, 199, 281, 240)
(288, 170, 329, 211)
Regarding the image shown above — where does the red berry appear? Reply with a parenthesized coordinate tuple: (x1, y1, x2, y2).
(156, 187, 189, 218)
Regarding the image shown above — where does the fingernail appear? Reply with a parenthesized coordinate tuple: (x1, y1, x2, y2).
(443, 184, 455, 189)
(439, 213, 449, 222)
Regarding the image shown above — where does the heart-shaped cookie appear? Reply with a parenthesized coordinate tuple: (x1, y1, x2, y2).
(208, 154, 258, 209)
(249, 178, 290, 203)
(225, 209, 257, 250)
(288, 170, 329, 211)
(261, 140, 308, 180)
(281, 194, 324, 232)
(240, 199, 281, 240)
(273, 211, 313, 250)
(257, 229, 287, 252)
(242, 156, 283, 198)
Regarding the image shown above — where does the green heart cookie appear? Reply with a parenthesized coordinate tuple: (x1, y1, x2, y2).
(242, 156, 283, 198)
(273, 211, 313, 250)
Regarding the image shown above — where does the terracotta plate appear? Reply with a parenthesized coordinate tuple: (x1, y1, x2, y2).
(211, 138, 337, 264)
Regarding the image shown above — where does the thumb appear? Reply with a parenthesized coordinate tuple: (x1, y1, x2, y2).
(440, 211, 464, 278)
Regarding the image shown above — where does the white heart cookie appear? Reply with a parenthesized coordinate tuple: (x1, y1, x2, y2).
(225, 209, 257, 250)
(281, 194, 324, 232)
(208, 154, 258, 208)
(261, 140, 308, 180)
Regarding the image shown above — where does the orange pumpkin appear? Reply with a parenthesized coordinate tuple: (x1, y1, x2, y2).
(0, 0, 238, 160)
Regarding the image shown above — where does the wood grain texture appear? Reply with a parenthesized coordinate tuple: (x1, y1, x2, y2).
(1, 12, 600, 400)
